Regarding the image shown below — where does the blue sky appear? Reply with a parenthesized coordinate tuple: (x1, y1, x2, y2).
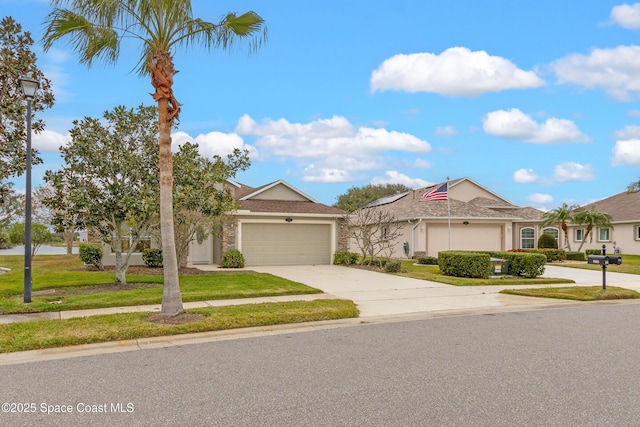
(4, 0, 640, 208)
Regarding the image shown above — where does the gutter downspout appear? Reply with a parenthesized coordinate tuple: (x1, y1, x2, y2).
(411, 218, 423, 258)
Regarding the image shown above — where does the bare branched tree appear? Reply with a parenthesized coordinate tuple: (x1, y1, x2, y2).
(347, 207, 403, 264)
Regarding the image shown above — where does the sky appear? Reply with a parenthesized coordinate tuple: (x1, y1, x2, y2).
(3, 0, 640, 209)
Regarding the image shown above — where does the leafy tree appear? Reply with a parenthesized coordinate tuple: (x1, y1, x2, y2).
(573, 207, 613, 253)
(540, 203, 580, 252)
(0, 180, 24, 229)
(0, 17, 55, 188)
(43, 105, 160, 285)
(347, 207, 403, 264)
(334, 183, 411, 212)
(171, 142, 250, 268)
(8, 222, 52, 256)
(34, 184, 76, 255)
(43, 0, 267, 316)
(628, 178, 640, 192)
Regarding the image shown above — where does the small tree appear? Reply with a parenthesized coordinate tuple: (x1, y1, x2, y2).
(573, 207, 613, 253)
(8, 222, 52, 256)
(0, 181, 24, 229)
(347, 207, 403, 264)
(540, 203, 579, 251)
(538, 232, 558, 249)
(43, 105, 160, 284)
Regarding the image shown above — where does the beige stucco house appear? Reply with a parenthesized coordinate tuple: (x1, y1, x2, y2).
(102, 179, 347, 267)
(188, 180, 348, 266)
(350, 177, 546, 258)
(565, 189, 640, 255)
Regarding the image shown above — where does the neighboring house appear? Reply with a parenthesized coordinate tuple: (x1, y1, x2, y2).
(349, 177, 546, 258)
(103, 179, 348, 267)
(566, 189, 640, 255)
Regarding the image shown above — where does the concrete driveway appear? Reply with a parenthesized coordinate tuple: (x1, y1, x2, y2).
(252, 264, 640, 318)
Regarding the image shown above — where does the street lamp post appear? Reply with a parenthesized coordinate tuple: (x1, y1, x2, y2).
(18, 76, 39, 304)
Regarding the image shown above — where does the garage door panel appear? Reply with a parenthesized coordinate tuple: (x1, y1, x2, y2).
(241, 223, 331, 266)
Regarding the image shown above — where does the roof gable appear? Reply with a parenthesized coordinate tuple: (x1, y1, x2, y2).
(240, 180, 317, 202)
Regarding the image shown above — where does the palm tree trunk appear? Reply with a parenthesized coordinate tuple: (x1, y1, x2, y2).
(152, 52, 184, 316)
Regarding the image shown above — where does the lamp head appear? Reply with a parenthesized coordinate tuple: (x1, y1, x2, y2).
(18, 76, 39, 100)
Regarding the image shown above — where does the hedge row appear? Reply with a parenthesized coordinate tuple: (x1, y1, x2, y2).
(438, 250, 546, 278)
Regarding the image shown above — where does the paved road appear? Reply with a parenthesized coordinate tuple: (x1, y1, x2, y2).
(1, 303, 639, 426)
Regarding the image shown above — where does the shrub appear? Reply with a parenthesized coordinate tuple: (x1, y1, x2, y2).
(538, 233, 558, 249)
(79, 243, 104, 270)
(221, 249, 245, 268)
(566, 252, 586, 261)
(333, 251, 359, 265)
(384, 259, 402, 273)
(417, 256, 438, 265)
(531, 249, 566, 263)
(585, 248, 602, 256)
(438, 251, 491, 279)
(0, 229, 11, 249)
(142, 248, 163, 268)
(488, 251, 546, 278)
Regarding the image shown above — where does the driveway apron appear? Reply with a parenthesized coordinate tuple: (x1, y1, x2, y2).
(251, 265, 631, 318)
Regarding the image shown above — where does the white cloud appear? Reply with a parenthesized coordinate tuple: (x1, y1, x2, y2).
(551, 45, 640, 101)
(302, 165, 353, 183)
(614, 125, 640, 139)
(513, 168, 540, 183)
(527, 193, 553, 204)
(611, 3, 640, 29)
(628, 109, 640, 117)
(370, 47, 544, 97)
(33, 129, 69, 152)
(552, 162, 595, 182)
(612, 139, 640, 165)
(413, 158, 432, 169)
(370, 171, 431, 188)
(434, 126, 458, 137)
(482, 108, 589, 143)
(171, 131, 258, 159)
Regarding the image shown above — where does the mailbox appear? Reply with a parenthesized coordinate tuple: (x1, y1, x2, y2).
(587, 255, 622, 266)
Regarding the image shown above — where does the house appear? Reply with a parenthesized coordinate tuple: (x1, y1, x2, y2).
(188, 180, 348, 266)
(565, 189, 640, 255)
(349, 177, 546, 258)
(101, 180, 347, 267)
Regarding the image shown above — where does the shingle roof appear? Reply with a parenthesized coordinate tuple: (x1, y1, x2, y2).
(582, 190, 640, 222)
(238, 199, 345, 215)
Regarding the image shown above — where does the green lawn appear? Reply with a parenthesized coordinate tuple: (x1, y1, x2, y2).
(395, 260, 575, 286)
(0, 299, 359, 353)
(549, 254, 640, 275)
(501, 286, 640, 301)
(0, 255, 321, 314)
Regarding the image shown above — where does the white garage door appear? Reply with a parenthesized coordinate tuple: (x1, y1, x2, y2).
(427, 224, 503, 257)
(241, 223, 332, 266)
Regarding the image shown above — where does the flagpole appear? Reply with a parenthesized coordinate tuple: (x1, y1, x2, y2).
(446, 176, 451, 250)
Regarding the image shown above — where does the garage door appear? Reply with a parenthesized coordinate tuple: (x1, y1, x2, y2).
(241, 223, 331, 266)
(427, 224, 503, 257)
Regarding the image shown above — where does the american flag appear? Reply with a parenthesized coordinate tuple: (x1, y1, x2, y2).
(419, 182, 448, 202)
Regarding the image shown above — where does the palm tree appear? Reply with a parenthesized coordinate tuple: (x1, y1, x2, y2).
(540, 203, 579, 252)
(43, 0, 267, 316)
(573, 207, 613, 253)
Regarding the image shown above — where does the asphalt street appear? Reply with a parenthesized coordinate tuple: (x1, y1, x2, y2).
(1, 303, 639, 426)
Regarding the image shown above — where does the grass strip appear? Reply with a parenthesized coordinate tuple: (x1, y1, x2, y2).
(0, 299, 358, 353)
(500, 286, 640, 301)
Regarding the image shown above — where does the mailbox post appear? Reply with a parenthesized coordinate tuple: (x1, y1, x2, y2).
(587, 245, 622, 290)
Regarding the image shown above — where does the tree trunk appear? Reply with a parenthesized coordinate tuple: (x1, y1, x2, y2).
(561, 223, 572, 252)
(64, 227, 74, 255)
(151, 51, 184, 316)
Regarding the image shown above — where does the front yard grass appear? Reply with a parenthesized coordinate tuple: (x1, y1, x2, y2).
(0, 255, 321, 314)
(395, 260, 575, 286)
(501, 286, 640, 301)
(549, 254, 640, 275)
(0, 299, 359, 353)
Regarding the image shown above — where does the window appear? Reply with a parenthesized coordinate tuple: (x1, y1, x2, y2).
(520, 227, 535, 249)
(636, 226, 640, 241)
(598, 228, 610, 242)
(575, 229, 585, 242)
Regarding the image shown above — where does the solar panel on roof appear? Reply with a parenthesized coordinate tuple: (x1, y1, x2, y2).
(363, 192, 409, 208)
